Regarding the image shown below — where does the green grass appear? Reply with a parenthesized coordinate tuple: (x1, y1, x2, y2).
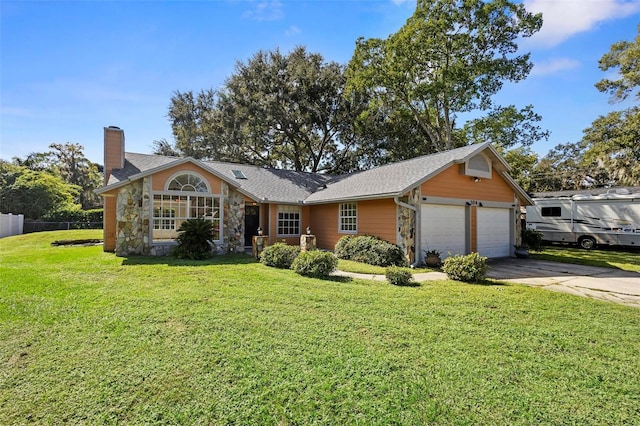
(533, 245, 640, 272)
(1, 231, 639, 424)
(337, 259, 433, 275)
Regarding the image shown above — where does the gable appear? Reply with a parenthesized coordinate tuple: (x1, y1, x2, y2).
(422, 165, 515, 203)
(151, 162, 224, 194)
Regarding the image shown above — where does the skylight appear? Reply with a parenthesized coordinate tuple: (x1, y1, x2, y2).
(232, 170, 247, 179)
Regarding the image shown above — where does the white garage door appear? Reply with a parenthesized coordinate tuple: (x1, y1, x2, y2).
(421, 204, 466, 260)
(477, 208, 511, 258)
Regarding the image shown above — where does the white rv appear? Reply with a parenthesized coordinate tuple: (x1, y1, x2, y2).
(526, 188, 640, 249)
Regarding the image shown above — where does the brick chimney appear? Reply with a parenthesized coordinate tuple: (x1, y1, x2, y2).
(104, 126, 125, 185)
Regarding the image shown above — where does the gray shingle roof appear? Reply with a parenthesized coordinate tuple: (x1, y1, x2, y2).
(304, 143, 492, 203)
(101, 142, 513, 204)
(200, 159, 333, 203)
(105, 152, 333, 204)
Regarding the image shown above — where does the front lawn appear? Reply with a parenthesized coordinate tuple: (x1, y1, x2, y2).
(533, 244, 640, 272)
(337, 259, 433, 275)
(1, 231, 639, 424)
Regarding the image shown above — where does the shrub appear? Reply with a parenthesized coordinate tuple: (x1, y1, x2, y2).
(291, 250, 338, 278)
(521, 228, 544, 251)
(333, 235, 407, 267)
(172, 218, 215, 260)
(442, 252, 488, 283)
(260, 243, 300, 269)
(42, 207, 103, 223)
(385, 266, 414, 286)
(334, 235, 353, 259)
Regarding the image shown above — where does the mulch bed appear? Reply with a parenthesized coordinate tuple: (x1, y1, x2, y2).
(51, 239, 103, 246)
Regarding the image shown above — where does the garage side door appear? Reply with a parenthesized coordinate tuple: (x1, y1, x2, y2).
(477, 207, 511, 258)
(421, 204, 466, 260)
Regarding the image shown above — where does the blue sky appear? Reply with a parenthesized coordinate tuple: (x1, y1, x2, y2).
(1, 0, 639, 165)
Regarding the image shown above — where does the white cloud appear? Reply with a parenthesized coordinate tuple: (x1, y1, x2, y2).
(530, 57, 581, 76)
(285, 25, 301, 37)
(525, 0, 640, 47)
(242, 0, 284, 21)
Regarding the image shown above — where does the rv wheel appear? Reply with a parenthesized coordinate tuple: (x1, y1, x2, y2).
(578, 236, 596, 250)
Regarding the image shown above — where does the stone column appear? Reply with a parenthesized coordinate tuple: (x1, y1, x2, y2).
(300, 234, 316, 252)
(252, 235, 268, 259)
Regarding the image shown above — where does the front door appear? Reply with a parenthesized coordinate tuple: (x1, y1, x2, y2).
(244, 205, 260, 246)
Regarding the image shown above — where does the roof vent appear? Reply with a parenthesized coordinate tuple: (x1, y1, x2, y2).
(232, 170, 247, 179)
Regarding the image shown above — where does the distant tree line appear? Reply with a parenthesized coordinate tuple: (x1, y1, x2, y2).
(1, 143, 103, 220)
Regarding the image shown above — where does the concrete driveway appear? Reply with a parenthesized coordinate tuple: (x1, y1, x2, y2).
(486, 258, 640, 308)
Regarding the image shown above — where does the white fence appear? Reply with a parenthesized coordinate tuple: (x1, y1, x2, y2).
(0, 213, 24, 238)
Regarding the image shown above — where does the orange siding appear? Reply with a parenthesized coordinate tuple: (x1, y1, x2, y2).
(268, 204, 277, 245)
(301, 206, 311, 234)
(261, 204, 270, 236)
(266, 204, 307, 246)
(104, 127, 124, 185)
(422, 166, 514, 202)
(309, 203, 339, 250)
(103, 197, 117, 251)
(151, 163, 223, 193)
(308, 199, 397, 251)
(358, 199, 397, 244)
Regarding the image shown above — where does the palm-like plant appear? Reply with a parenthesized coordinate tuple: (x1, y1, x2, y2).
(173, 218, 215, 259)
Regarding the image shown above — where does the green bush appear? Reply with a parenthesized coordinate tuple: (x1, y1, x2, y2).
(442, 252, 488, 283)
(260, 243, 300, 269)
(385, 266, 414, 286)
(333, 235, 407, 267)
(172, 218, 215, 260)
(43, 207, 103, 223)
(334, 235, 353, 259)
(291, 250, 338, 278)
(521, 228, 544, 251)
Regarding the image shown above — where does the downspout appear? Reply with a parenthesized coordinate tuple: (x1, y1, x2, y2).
(394, 196, 421, 268)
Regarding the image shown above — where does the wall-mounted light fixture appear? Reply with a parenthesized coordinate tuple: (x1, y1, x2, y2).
(473, 177, 481, 183)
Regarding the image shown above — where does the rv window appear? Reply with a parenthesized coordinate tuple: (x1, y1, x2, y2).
(541, 206, 561, 217)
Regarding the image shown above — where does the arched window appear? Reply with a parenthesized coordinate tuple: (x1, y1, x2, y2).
(153, 172, 220, 242)
(167, 173, 209, 192)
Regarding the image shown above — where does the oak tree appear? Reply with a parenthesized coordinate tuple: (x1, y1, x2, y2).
(345, 0, 543, 157)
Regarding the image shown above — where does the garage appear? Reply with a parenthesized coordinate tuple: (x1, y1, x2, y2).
(421, 204, 466, 259)
(476, 207, 511, 258)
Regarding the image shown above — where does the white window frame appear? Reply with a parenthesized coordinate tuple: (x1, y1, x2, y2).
(464, 153, 492, 179)
(151, 172, 222, 243)
(277, 205, 301, 236)
(339, 202, 357, 234)
(165, 171, 210, 193)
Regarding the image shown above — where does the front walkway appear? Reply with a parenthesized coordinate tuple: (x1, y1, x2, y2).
(332, 269, 447, 282)
(333, 258, 640, 308)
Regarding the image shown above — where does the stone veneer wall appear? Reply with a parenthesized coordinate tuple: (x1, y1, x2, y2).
(115, 180, 145, 256)
(115, 179, 244, 256)
(396, 187, 420, 264)
(223, 182, 245, 253)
